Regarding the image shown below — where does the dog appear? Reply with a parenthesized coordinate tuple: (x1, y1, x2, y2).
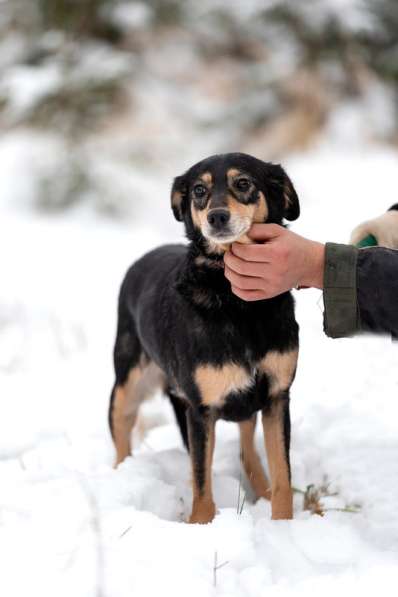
(108, 152, 300, 523)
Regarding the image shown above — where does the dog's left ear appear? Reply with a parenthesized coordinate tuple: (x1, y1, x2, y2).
(171, 175, 188, 222)
(269, 164, 300, 221)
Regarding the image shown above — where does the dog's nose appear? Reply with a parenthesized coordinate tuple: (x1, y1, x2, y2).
(207, 209, 230, 229)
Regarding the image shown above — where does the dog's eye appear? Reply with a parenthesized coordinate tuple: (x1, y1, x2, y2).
(193, 185, 207, 197)
(235, 178, 250, 191)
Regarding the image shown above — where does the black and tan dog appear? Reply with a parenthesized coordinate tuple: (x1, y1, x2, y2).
(109, 153, 300, 523)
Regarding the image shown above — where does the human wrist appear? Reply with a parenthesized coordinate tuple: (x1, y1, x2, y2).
(300, 241, 325, 289)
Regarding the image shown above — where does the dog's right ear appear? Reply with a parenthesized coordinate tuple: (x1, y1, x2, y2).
(171, 175, 188, 222)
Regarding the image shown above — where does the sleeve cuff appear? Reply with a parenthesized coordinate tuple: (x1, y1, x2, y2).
(323, 243, 360, 338)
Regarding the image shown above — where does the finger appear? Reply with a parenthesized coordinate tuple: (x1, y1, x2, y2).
(248, 223, 284, 241)
(231, 285, 270, 302)
(224, 251, 267, 277)
(230, 242, 273, 263)
(225, 267, 266, 291)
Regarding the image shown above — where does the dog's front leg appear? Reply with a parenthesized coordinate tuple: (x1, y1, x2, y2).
(186, 408, 216, 524)
(262, 392, 293, 520)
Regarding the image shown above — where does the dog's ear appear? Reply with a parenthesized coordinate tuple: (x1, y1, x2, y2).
(268, 164, 300, 221)
(171, 175, 188, 222)
(283, 173, 300, 221)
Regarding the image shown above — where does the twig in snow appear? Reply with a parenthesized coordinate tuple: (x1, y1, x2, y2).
(303, 484, 325, 516)
(236, 448, 246, 515)
(325, 505, 361, 514)
(293, 482, 361, 516)
(119, 525, 133, 539)
(213, 551, 229, 588)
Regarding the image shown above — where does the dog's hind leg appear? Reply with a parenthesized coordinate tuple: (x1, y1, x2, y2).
(187, 408, 216, 524)
(262, 391, 293, 520)
(166, 388, 189, 451)
(239, 415, 271, 501)
(109, 301, 146, 467)
(109, 365, 145, 466)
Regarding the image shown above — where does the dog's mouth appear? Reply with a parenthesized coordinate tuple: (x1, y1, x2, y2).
(203, 219, 251, 245)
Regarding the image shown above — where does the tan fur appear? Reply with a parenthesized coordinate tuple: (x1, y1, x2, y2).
(188, 416, 216, 524)
(190, 177, 268, 251)
(206, 239, 230, 253)
(258, 349, 298, 397)
(112, 362, 166, 466)
(195, 363, 253, 407)
(227, 167, 241, 179)
(226, 194, 255, 219)
(239, 417, 271, 500)
(191, 202, 231, 254)
(199, 171, 213, 186)
(190, 200, 209, 229)
(262, 401, 293, 519)
(254, 191, 268, 223)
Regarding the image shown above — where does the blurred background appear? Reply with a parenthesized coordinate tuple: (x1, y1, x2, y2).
(1, 0, 397, 215)
(1, 3, 398, 595)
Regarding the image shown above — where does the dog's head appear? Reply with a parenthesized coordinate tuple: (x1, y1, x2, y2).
(171, 153, 299, 253)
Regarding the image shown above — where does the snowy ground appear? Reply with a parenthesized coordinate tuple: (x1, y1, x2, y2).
(1, 137, 398, 597)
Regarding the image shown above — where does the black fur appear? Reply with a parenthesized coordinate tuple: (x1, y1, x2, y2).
(109, 152, 299, 513)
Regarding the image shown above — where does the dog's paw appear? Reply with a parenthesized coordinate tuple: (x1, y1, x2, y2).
(188, 501, 216, 524)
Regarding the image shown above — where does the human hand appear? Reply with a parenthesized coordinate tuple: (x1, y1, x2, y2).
(350, 210, 398, 249)
(224, 224, 325, 301)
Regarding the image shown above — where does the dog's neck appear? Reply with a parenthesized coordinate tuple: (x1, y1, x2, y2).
(189, 242, 226, 270)
(176, 242, 239, 311)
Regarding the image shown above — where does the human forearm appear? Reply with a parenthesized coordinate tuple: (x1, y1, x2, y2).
(357, 247, 398, 337)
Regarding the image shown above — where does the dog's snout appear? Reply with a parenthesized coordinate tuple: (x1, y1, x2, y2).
(207, 208, 230, 230)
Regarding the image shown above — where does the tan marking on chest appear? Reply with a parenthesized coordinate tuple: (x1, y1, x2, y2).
(258, 349, 298, 396)
(195, 363, 253, 407)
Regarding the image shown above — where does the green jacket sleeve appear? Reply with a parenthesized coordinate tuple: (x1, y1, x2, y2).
(323, 243, 360, 338)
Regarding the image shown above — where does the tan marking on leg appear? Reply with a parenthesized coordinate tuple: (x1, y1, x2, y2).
(112, 367, 142, 466)
(258, 349, 298, 396)
(239, 416, 271, 500)
(262, 400, 293, 519)
(112, 362, 165, 467)
(189, 416, 216, 524)
(195, 363, 253, 407)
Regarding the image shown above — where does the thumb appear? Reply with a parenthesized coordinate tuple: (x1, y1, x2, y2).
(248, 223, 285, 242)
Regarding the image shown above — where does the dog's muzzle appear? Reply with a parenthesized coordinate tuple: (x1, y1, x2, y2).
(207, 208, 231, 231)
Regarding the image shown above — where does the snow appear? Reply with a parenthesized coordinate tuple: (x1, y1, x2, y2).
(109, 2, 153, 31)
(1, 63, 62, 120)
(1, 132, 398, 596)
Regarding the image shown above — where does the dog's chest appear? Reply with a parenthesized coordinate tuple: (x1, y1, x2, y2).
(194, 348, 298, 408)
